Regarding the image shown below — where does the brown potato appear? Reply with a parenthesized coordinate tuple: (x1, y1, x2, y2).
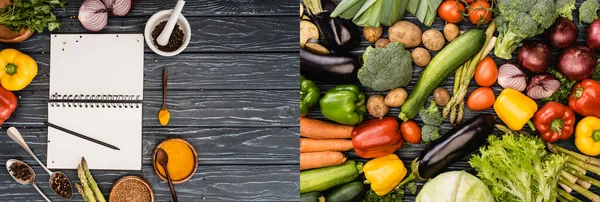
(411, 47, 431, 67)
(384, 88, 408, 107)
(444, 23, 460, 42)
(375, 38, 390, 48)
(388, 21, 422, 48)
(364, 26, 383, 43)
(434, 87, 450, 107)
(422, 29, 445, 51)
(367, 95, 389, 118)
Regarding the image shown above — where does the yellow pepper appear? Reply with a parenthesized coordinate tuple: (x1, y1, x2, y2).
(363, 154, 406, 196)
(0, 49, 38, 91)
(493, 88, 538, 131)
(575, 116, 600, 156)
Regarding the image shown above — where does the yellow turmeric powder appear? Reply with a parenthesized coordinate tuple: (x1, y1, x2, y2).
(156, 139, 196, 181)
(158, 109, 170, 126)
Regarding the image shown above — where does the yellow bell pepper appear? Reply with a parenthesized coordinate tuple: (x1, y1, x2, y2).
(493, 88, 538, 131)
(575, 116, 600, 156)
(363, 154, 407, 196)
(0, 49, 38, 91)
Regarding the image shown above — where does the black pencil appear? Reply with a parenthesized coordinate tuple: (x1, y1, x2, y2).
(44, 122, 120, 151)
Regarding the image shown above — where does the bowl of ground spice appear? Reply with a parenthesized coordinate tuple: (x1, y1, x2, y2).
(109, 176, 154, 202)
(144, 9, 191, 57)
(152, 138, 198, 184)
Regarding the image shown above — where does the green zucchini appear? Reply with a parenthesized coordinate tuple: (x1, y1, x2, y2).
(326, 181, 366, 202)
(399, 29, 485, 121)
(300, 160, 360, 194)
(300, 192, 324, 202)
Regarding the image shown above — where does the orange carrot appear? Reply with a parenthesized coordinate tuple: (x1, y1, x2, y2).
(300, 117, 353, 139)
(300, 151, 346, 170)
(300, 138, 354, 152)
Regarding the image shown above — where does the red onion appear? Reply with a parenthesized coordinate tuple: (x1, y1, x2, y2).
(78, 0, 133, 32)
(544, 17, 578, 49)
(558, 46, 598, 81)
(587, 19, 600, 51)
(497, 63, 527, 91)
(517, 41, 552, 73)
(526, 75, 560, 99)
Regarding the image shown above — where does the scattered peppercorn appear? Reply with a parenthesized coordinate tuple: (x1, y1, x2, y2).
(151, 21, 185, 52)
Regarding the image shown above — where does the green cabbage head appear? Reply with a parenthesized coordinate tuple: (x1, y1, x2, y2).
(416, 171, 495, 202)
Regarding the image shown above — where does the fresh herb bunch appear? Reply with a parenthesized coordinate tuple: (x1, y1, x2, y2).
(362, 182, 416, 202)
(0, 0, 66, 33)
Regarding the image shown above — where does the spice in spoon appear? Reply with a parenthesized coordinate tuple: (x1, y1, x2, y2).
(51, 173, 72, 199)
(9, 161, 32, 182)
(152, 21, 184, 52)
(158, 66, 170, 126)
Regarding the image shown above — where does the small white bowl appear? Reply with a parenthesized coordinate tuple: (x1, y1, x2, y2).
(145, 9, 191, 57)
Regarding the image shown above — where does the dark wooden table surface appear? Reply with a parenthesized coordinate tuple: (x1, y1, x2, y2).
(0, 0, 299, 201)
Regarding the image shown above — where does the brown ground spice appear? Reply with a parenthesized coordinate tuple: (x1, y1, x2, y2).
(152, 21, 185, 52)
(112, 179, 152, 202)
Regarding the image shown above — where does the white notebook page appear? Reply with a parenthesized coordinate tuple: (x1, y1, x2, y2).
(48, 34, 144, 170)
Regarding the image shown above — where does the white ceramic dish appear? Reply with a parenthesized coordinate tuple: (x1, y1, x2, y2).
(144, 9, 191, 57)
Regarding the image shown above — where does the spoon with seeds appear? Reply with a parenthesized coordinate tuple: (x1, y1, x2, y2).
(7, 159, 51, 202)
(7, 127, 73, 199)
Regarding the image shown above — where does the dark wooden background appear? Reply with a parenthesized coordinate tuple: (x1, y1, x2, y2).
(0, 0, 300, 201)
(302, 0, 600, 201)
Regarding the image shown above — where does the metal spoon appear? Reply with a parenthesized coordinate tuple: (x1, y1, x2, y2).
(6, 127, 73, 199)
(156, 148, 178, 202)
(158, 66, 170, 126)
(6, 159, 51, 202)
(156, 0, 186, 46)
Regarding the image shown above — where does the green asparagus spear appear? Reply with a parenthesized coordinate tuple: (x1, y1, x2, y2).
(559, 177, 600, 202)
(78, 164, 97, 202)
(75, 182, 91, 202)
(81, 157, 106, 202)
(557, 188, 582, 202)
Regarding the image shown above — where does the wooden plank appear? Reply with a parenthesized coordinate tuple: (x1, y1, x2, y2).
(0, 127, 299, 165)
(0, 165, 299, 201)
(20, 53, 299, 91)
(53, 0, 298, 17)
(3, 17, 298, 53)
(6, 90, 299, 127)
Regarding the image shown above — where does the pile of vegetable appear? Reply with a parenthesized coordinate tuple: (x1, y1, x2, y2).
(300, 0, 600, 201)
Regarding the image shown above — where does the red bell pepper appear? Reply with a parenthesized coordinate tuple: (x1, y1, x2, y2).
(533, 102, 575, 143)
(351, 116, 404, 158)
(0, 85, 16, 125)
(569, 79, 600, 118)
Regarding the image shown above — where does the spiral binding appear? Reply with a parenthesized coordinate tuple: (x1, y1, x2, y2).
(49, 94, 142, 108)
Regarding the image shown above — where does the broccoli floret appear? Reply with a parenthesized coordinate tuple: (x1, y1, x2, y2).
(579, 0, 599, 24)
(421, 125, 440, 144)
(494, 0, 559, 60)
(556, 0, 576, 20)
(419, 100, 442, 126)
(358, 42, 413, 91)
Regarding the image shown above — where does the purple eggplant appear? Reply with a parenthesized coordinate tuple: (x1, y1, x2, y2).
(300, 49, 359, 84)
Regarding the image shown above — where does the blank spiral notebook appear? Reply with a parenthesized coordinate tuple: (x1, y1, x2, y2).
(48, 34, 144, 170)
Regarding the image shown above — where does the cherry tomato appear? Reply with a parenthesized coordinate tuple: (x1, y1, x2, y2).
(474, 56, 498, 87)
(438, 1, 466, 23)
(468, 0, 492, 25)
(400, 120, 422, 144)
(466, 87, 495, 111)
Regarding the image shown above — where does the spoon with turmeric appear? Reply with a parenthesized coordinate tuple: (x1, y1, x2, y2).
(158, 66, 170, 126)
(156, 148, 178, 202)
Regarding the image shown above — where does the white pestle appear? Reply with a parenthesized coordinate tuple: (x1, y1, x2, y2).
(156, 0, 186, 46)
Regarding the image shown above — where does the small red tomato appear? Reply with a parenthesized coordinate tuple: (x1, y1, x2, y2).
(474, 56, 498, 87)
(467, 87, 495, 111)
(468, 0, 492, 25)
(438, 1, 466, 23)
(400, 120, 422, 144)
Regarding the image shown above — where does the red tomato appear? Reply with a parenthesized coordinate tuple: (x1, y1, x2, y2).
(467, 87, 496, 111)
(446, 0, 473, 2)
(468, 0, 492, 25)
(474, 56, 498, 87)
(400, 120, 422, 144)
(438, 1, 466, 23)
